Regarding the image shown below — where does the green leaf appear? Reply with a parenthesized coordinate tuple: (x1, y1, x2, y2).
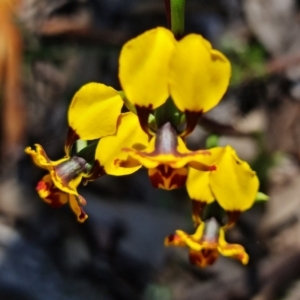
(205, 134, 219, 149)
(255, 191, 269, 202)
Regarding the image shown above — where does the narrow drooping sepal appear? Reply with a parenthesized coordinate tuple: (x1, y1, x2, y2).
(186, 146, 259, 213)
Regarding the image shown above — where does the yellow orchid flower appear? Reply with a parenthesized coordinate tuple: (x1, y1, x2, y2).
(25, 82, 124, 221)
(97, 117, 216, 189)
(186, 146, 259, 224)
(91, 27, 231, 188)
(165, 218, 249, 268)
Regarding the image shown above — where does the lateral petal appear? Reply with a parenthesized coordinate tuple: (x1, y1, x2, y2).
(217, 228, 249, 265)
(96, 112, 149, 175)
(68, 82, 123, 142)
(210, 146, 259, 211)
(186, 169, 215, 204)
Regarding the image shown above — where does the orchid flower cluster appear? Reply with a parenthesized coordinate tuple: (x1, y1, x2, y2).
(26, 27, 260, 268)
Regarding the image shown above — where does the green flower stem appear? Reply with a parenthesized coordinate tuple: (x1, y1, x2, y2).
(170, 0, 185, 37)
(255, 191, 269, 202)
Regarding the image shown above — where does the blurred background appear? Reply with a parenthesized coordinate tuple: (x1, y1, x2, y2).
(1, 0, 300, 299)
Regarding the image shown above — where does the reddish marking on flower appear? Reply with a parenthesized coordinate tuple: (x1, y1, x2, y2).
(169, 173, 187, 189)
(48, 193, 64, 208)
(156, 165, 173, 178)
(189, 249, 218, 267)
(199, 150, 211, 156)
(166, 234, 176, 242)
(208, 165, 217, 171)
(189, 251, 202, 265)
(165, 234, 183, 245)
(114, 158, 128, 167)
(149, 169, 164, 188)
(78, 210, 87, 221)
(36, 180, 48, 192)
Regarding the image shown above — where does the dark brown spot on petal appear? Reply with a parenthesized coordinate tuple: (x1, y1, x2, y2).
(132, 143, 147, 151)
(189, 250, 203, 265)
(149, 166, 187, 190)
(189, 250, 218, 268)
(192, 201, 206, 226)
(202, 249, 213, 258)
(65, 127, 80, 155)
(169, 172, 187, 189)
(224, 211, 241, 229)
(166, 234, 176, 242)
(36, 178, 67, 208)
(135, 105, 153, 136)
(85, 160, 105, 182)
(203, 250, 219, 266)
(149, 169, 164, 188)
(156, 164, 174, 178)
(78, 208, 88, 221)
(180, 110, 202, 137)
(47, 193, 66, 208)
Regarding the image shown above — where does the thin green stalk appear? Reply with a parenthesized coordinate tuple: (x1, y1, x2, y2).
(170, 0, 185, 38)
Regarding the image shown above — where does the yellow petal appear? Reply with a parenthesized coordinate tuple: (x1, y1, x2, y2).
(119, 27, 176, 109)
(68, 82, 123, 140)
(210, 146, 259, 211)
(96, 112, 149, 175)
(217, 228, 249, 265)
(169, 34, 231, 113)
(176, 229, 206, 252)
(186, 169, 215, 204)
(191, 222, 205, 240)
(25, 144, 68, 170)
